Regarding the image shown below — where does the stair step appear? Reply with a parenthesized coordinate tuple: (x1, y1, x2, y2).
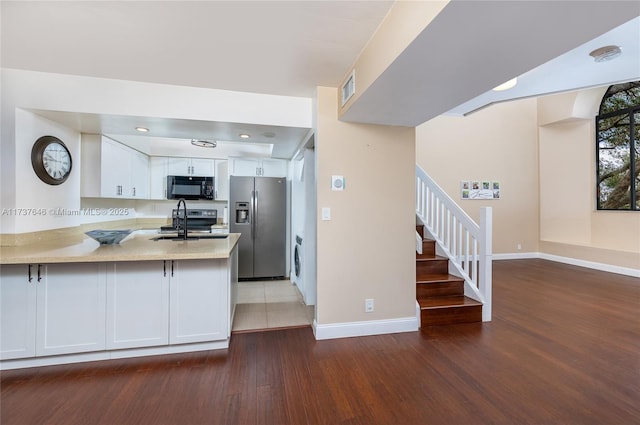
(418, 239, 436, 258)
(417, 280, 464, 298)
(416, 224, 424, 239)
(416, 273, 463, 284)
(419, 296, 482, 326)
(416, 256, 448, 275)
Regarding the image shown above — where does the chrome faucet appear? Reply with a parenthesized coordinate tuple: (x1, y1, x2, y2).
(176, 198, 188, 240)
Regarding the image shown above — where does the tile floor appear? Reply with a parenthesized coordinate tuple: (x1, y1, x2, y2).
(232, 279, 315, 332)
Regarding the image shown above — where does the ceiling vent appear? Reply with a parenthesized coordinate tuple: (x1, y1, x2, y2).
(341, 70, 355, 106)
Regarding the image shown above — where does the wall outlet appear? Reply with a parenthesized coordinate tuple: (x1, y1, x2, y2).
(517, 243, 522, 250)
(365, 298, 374, 313)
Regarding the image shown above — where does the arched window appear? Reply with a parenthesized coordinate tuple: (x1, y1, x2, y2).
(596, 81, 640, 210)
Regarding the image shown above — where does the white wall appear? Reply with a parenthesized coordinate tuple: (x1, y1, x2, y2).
(12, 109, 81, 233)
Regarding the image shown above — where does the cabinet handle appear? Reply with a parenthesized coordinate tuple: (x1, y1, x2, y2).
(163, 260, 166, 277)
(28, 264, 33, 283)
(171, 261, 174, 277)
(37, 264, 42, 283)
(132, 187, 136, 197)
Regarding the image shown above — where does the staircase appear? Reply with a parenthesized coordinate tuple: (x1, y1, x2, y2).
(416, 223, 482, 326)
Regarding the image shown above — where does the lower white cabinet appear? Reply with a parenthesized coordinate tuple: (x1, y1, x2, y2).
(1, 258, 230, 362)
(169, 259, 228, 344)
(0, 265, 37, 360)
(0, 263, 106, 360)
(106, 261, 169, 349)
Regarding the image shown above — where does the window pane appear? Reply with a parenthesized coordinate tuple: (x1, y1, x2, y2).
(598, 113, 631, 209)
(633, 111, 640, 210)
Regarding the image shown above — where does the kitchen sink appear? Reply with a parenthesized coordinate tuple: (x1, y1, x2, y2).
(151, 234, 229, 241)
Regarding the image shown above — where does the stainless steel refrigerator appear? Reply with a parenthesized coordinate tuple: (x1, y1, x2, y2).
(230, 176, 286, 279)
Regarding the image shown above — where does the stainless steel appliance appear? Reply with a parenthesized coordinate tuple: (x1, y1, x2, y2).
(230, 176, 286, 279)
(166, 175, 214, 200)
(161, 208, 218, 232)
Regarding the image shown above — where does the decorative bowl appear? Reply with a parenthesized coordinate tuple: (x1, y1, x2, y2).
(85, 229, 133, 245)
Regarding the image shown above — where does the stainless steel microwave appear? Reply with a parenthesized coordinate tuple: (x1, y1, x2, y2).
(166, 175, 214, 200)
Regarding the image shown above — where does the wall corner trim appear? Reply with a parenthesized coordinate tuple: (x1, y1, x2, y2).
(312, 316, 419, 340)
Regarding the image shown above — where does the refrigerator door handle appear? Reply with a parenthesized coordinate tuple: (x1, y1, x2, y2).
(254, 190, 258, 240)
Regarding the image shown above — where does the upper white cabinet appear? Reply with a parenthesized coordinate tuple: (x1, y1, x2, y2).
(215, 160, 229, 200)
(167, 157, 215, 177)
(0, 263, 106, 360)
(81, 135, 149, 199)
(149, 156, 169, 200)
(229, 158, 287, 177)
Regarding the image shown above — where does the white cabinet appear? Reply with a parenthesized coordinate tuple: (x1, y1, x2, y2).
(81, 135, 149, 199)
(229, 158, 287, 177)
(167, 158, 214, 177)
(106, 261, 169, 349)
(149, 156, 168, 200)
(0, 265, 37, 360)
(215, 160, 229, 200)
(1, 263, 106, 360)
(130, 150, 149, 199)
(37, 263, 107, 357)
(169, 260, 228, 344)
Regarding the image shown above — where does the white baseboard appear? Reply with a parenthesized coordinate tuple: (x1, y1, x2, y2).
(493, 252, 640, 278)
(1, 340, 229, 370)
(312, 316, 418, 340)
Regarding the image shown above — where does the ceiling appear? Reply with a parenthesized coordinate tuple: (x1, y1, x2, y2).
(2, 1, 639, 154)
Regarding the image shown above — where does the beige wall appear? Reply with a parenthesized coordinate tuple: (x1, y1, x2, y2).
(338, 1, 448, 115)
(316, 86, 416, 324)
(538, 92, 640, 268)
(416, 91, 639, 271)
(416, 99, 540, 254)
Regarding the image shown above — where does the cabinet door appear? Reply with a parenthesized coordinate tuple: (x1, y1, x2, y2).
(230, 158, 260, 176)
(36, 263, 106, 357)
(190, 158, 215, 177)
(215, 160, 229, 200)
(169, 260, 228, 344)
(149, 157, 168, 200)
(261, 159, 287, 177)
(0, 265, 37, 360)
(101, 139, 128, 197)
(106, 261, 169, 349)
(167, 158, 191, 175)
(130, 150, 149, 199)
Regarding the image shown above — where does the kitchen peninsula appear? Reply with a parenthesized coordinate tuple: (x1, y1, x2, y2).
(0, 231, 240, 370)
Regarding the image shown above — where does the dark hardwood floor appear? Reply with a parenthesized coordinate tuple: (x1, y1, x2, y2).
(2, 259, 639, 425)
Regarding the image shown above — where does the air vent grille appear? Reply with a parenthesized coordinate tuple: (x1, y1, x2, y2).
(341, 70, 355, 106)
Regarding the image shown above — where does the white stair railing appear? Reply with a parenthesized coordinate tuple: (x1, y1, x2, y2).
(416, 165, 492, 322)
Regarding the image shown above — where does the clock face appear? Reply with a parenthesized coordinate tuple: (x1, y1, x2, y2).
(43, 142, 72, 180)
(31, 136, 73, 185)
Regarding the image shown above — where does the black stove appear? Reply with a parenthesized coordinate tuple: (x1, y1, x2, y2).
(161, 208, 218, 232)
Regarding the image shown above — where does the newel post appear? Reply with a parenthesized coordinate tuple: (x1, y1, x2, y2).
(479, 207, 493, 322)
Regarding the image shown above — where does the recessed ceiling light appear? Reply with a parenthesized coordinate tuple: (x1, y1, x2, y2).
(589, 45, 622, 62)
(263, 132, 276, 138)
(239, 134, 250, 139)
(135, 127, 149, 133)
(191, 139, 217, 148)
(492, 78, 518, 92)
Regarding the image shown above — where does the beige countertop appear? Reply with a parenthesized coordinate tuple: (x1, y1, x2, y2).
(0, 231, 241, 265)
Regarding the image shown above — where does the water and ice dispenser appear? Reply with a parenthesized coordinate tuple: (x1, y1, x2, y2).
(235, 202, 250, 224)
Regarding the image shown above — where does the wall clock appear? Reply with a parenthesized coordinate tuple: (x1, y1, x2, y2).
(31, 136, 73, 185)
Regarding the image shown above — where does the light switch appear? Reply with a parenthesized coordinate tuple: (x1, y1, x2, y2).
(321, 207, 331, 221)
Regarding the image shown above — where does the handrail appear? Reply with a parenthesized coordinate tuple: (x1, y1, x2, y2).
(415, 165, 492, 321)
